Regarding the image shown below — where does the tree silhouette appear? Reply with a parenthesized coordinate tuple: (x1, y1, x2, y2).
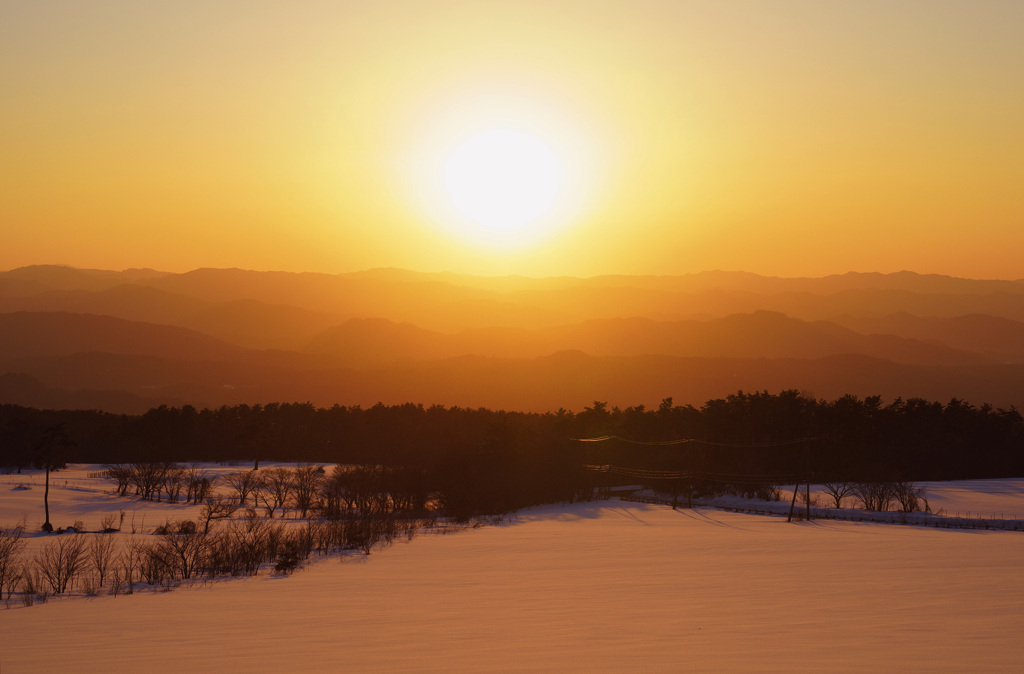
(34, 423, 74, 532)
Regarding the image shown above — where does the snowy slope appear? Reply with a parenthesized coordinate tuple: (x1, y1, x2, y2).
(2, 468, 1023, 672)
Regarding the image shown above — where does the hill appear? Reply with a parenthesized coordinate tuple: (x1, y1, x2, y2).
(1, 266, 1022, 411)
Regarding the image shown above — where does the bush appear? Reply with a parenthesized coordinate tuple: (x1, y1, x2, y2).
(35, 535, 87, 594)
(273, 540, 302, 575)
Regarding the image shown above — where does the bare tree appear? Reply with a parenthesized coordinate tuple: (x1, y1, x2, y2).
(291, 465, 324, 518)
(88, 533, 117, 588)
(108, 567, 125, 597)
(822, 481, 855, 509)
(200, 497, 238, 534)
(222, 471, 262, 507)
(217, 512, 281, 576)
(892, 481, 927, 513)
(130, 462, 170, 501)
(156, 527, 212, 580)
(103, 464, 132, 496)
(119, 540, 144, 594)
(257, 467, 293, 518)
(35, 424, 74, 532)
(35, 535, 88, 593)
(0, 527, 27, 600)
(19, 564, 41, 604)
(852, 481, 895, 511)
(162, 465, 187, 503)
(139, 539, 173, 586)
(185, 463, 216, 504)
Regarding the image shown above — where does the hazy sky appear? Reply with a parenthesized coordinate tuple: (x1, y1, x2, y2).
(3, 1, 1022, 278)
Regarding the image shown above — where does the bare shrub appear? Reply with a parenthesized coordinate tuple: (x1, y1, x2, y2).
(273, 527, 311, 574)
(80, 573, 100, 596)
(108, 567, 123, 596)
(345, 513, 400, 556)
(153, 518, 198, 536)
(139, 539, 174, 586)
(175, 520, 197, 535)
(316, 519, 347, 551)
(235, 513, 280, 575)
(208, 512, 278, 577)
(345, 517, 374, 554)
(35, 535, 88, 594)
(0, 526, 27, 600)
(20, 563, 39, 596)
(298, 520, 318, 558)
(4, 564, 24, 601)
(798, 489, 819, 507)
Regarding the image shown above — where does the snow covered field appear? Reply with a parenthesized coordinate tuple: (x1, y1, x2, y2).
(2, 466, 1023, 672)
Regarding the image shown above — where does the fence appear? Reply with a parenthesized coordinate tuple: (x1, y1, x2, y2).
(618, 492, 1024, 532)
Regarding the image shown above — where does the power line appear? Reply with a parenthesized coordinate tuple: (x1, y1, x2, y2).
(572, 435, 815, 448)
(584, 464, 808, 483)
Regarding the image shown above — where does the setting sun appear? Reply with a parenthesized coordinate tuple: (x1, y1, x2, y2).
(443, 128, 563, 233)
(403, 89, 601, 257)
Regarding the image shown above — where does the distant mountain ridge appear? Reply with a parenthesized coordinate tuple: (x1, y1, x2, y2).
(302, 312, 995, 367)
(1, 265, 1022, 412)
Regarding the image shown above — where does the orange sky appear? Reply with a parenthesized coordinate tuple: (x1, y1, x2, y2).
(2, 1, 1022, 279)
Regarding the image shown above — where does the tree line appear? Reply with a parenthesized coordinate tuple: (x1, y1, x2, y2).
(2, 391, 1023, 499)
(0, 461, 486, 605)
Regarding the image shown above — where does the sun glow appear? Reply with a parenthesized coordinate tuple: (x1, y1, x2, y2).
(403, 89, 605, 253)
(443, 128, 563, 232)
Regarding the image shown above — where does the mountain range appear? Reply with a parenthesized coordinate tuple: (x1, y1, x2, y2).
(1, 265, 1022, 413)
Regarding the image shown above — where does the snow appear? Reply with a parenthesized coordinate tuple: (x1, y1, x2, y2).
(915, 479, 1024, 519)
(2, 467, 1023, 672)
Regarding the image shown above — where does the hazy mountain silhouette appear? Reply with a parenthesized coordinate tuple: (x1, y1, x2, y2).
(0, 284, 205, 325)
(0, 285, 346, 350)
(831, 312, 1024, 363)
(0, 265, 168, 293)
(0, 312, 254, 362)
(0, 371, 179, 414)
(7, 265, 1024, 329)
(2, 265, 1023, 412)
(342, 267, 1024, 295)
(303, 312, 992, 367)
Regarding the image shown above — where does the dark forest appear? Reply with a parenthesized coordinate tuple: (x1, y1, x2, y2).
(4, 391, 1022, 518)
